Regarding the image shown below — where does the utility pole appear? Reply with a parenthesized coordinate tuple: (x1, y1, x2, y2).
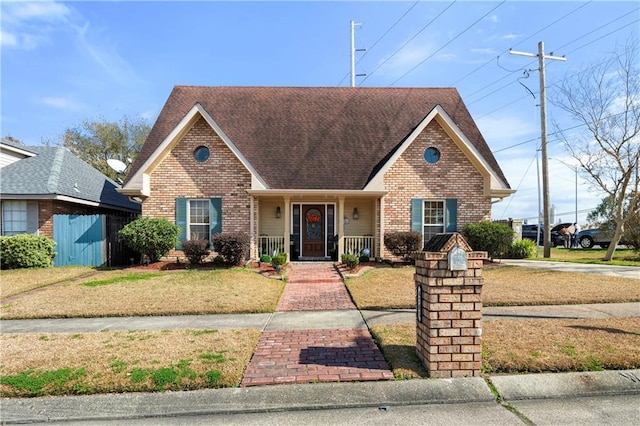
(510, 42, 566, 258)
(350, 21, 366, 87)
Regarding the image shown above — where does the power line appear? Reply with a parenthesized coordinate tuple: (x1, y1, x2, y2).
(390, 1, 506, 86)
(359, 1, 457, 84)
(336, 0, 421, 86)
(452, 0, 593, 86)
(464, 8, 638, 107)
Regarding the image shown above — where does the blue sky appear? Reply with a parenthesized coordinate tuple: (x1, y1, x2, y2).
(1, 0, 638, 224)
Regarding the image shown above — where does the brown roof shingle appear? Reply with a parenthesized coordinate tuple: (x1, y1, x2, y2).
(129, 86, 509, 190)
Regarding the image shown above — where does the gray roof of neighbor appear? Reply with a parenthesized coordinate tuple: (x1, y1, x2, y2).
(129, 86, 510, 190)
(1, 144, 140, 211)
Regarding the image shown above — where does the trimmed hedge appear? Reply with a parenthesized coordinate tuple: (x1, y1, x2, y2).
(461, 221, 514, 259)
(118, 217, 179, 262)
(0, 234, 56, 269)
(341, 253, 359, 271)
(270, 253, 287, 269)
(212, 232, 250, 266)
(182, 239, 210, 266)
(384, 231, 422, 260)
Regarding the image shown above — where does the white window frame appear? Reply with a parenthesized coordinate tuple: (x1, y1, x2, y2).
(423, 199, 446, 243)
(187, 199, 210, 241)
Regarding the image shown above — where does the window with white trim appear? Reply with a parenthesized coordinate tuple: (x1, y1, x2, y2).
(188, 199, 210, 240)
(423, 200, 445, 243)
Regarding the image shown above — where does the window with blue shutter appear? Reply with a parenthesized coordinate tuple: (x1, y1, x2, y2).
(410, 198, 458, 247)
(175, 197, 222, 250)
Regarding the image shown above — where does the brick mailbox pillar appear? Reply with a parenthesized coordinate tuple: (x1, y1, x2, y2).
(414, 233, 487, 378)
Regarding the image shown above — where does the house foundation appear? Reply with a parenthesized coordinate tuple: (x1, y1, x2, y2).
(414, 233, 487, 378)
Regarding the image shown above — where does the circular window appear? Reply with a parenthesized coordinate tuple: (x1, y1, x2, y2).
(194, 146, 210, 162)
(423, 147, 441, 164)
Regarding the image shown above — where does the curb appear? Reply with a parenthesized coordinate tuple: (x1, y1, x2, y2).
(3, 371, 639, 424)
(490, 369, 640, 401)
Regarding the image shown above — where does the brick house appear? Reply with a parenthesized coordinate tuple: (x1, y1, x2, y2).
(119, 86, 514, 261)
(1, 139, 140, 266)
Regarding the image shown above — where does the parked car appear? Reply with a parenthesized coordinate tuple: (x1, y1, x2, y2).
(521, 223, 573, 247)
(577, 228, 623, 249)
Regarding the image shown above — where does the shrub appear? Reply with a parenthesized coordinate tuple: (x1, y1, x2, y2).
(212, 232, 250, 266)
(341, 253, 359, 271)
(181, 239, 210, 266)
(384, 231, 422, 260)
(270, 253, 287, 269)
(0, 234, 56, 269)
(118, 217, 179, 262)
(507, 238, 535, 259)
(259, 254, 272, 263)
(461, 221, 514, 260)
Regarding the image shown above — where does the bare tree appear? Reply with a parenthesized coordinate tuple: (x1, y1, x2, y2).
(551, 37, 639, 261)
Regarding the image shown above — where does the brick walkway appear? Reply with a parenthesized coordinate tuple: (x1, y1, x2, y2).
(276, 262, 356, 311)
(242, 262, 394, 387)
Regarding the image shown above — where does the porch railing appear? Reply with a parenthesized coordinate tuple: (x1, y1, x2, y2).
(258, 236, 285, 257)
(344, 236, 375, 256)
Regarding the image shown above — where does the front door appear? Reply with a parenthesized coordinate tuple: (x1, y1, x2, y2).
(302, 205, 325, 257)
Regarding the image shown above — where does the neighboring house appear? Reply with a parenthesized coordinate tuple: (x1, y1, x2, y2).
(0, 139, 141, 266)
(119, 86, 514, 261)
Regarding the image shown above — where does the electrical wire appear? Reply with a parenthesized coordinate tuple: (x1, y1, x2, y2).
(359, 1, 457, 84)
(451, 0, 593, 86)
(390, 1, 506, 86)
(336, 0, 422, 86)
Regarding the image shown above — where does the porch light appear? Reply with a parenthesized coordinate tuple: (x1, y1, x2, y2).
(275, 206, 281, 218)
(353, 208, 359, 220)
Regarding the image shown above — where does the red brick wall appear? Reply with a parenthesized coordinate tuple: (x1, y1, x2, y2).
(142, 117, 252, 257)
(383, 121, 490, 257)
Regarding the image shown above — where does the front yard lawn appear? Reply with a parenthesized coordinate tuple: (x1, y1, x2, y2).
(345, 264, 640, 310)
(371, 317, 640, 379)
(1, 268, 285, 319)
(0, 328, 260, 397)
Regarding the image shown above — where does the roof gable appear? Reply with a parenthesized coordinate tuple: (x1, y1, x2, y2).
(126, 86, 510, 193)
(0, 145, 140, 211)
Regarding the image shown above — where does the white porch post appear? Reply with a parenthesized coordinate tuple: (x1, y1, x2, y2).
(379, 196, 385, 260)
(338, 196, 345, 259)
(250, 196, 256, 259)
(283, 196, 291, 261)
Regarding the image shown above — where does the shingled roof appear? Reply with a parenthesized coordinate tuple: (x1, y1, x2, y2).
(129, 86, 509, 190)
(1, 145, 140, 211)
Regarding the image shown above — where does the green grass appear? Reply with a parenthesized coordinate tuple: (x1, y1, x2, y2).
(529, 248, 640, 267)
(0, 368, 87, 396)
(82, 272, 162, 287)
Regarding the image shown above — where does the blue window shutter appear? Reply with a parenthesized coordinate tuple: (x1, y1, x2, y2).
(175, 197, 187, 250)
(445, 198, 458, 232)
(26, 201, 39, 234)
(209, 198, 222, 239)
(411, 199, 423, 233)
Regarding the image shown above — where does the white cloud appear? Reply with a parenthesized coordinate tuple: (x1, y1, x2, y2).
(503, 34, 522, 40)
(471, 48, 497, 55)
(490, 15, 499, 23)
(9, 1, 70, 22)
(1, 1, 71, 49)
(476, 114, 537, 148)
(74, 23, 138, 84)
(41, 96, 83, 111)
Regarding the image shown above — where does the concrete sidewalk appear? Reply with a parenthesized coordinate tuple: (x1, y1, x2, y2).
(499, 259, 639, 279)
(2, 302, 638, 334)
(2, 369, 639, 424)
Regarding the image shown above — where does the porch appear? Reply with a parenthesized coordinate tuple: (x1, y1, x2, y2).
(248, 190, 386, 262)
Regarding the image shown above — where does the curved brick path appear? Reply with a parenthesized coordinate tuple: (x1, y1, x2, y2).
(242, 262, 393, 387)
